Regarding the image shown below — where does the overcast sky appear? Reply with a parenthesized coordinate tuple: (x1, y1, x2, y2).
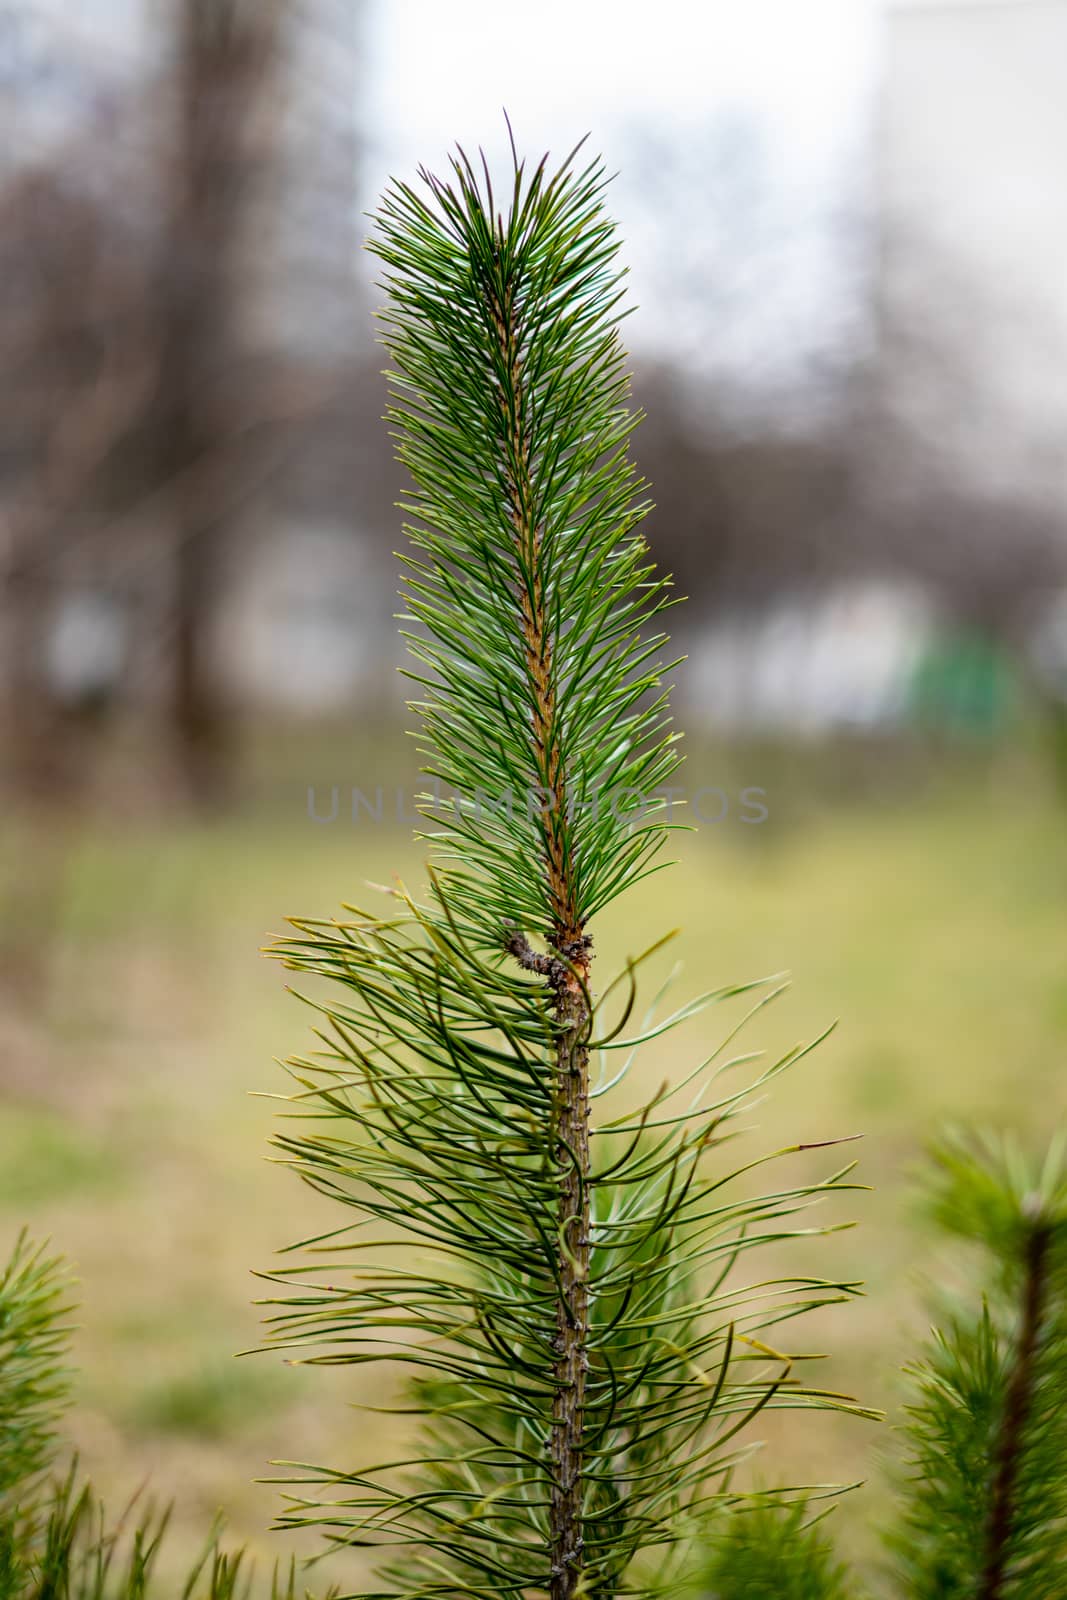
(15, 0, 883, 408)
(365, 0, 877, 166)
(362, 0, 881, 405)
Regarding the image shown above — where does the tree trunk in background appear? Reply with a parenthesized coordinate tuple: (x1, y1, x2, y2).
(157, 0, 285, 804)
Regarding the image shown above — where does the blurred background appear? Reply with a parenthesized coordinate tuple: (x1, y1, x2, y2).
(2, 0, 1066, 1589)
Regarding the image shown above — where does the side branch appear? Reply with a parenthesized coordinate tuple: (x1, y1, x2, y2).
(504, 924, 593, 988)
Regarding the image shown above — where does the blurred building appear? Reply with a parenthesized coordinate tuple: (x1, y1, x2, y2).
(880, 0, 1067, 512)
(688, 579, 939, 736)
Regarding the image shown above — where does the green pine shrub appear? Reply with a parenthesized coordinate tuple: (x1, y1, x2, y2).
(886, 1132, 1067, 1599)
(691, 1130, 1067, 1599)
(0, 1233, 73, 1504)
(0, 1232, 332, 1599)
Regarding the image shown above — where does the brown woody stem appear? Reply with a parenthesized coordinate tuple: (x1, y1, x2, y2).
(549, 950, 592, 1599)
(488, 240, 592, 1598)
(979, 1216, 1052, 1600)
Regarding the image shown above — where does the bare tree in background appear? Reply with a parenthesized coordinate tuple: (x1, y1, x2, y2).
(0, 1, 316, 807)
(616, 109, 874, 629)
(0, 164, 153, 799)
(622, 113, 1066, 665)
(864, 220, 1067, 636)
(150, 0, 287, 804)
(0, 0, 293, 1019)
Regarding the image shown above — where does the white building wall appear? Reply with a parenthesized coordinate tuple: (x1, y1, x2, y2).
(880, 0, 1067, 508)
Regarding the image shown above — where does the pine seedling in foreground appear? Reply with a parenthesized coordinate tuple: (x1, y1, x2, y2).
(688, 1128, 1067, 1598)
(261, 131, 868, 1599)
(888, 1131, 1067, 1599)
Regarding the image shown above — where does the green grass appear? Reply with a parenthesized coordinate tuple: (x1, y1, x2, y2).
(2, 737, 1065, 1590)
(131, 1360, 284, 1441)
(0, 1108, 129, 1207)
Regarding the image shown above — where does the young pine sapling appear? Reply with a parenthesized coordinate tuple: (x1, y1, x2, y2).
(261, 131, 867, 1600)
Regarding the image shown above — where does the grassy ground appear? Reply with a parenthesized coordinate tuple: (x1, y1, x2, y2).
(3, 734, 1066, 1591)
